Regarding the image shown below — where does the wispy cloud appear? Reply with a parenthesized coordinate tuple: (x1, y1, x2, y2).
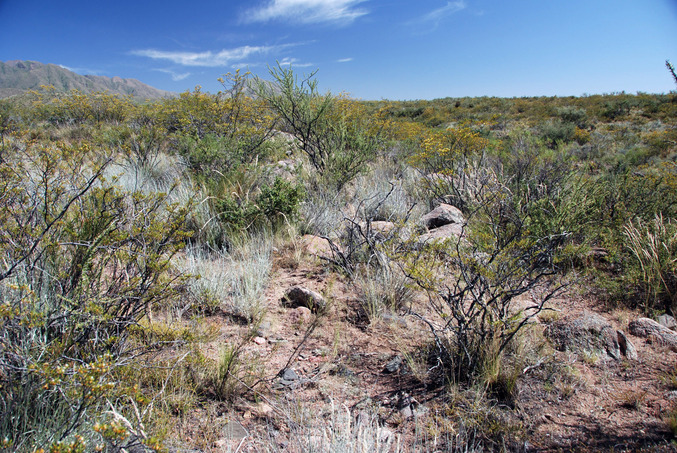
(278, 57, 314, 67)
(337, 57, 353, 63)
(242, 0, 368, 25)
(130, 45, 283, 67)
(410, 1, 466, 31)
(155, 68, 191, 81)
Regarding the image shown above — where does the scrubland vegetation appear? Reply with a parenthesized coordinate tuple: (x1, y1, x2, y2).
(1, 66, 676, 452)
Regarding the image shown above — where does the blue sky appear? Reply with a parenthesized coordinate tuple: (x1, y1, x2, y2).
(1, 0, 676, 99)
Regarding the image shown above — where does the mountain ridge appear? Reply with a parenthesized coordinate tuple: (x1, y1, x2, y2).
(0, 60, 174, 100)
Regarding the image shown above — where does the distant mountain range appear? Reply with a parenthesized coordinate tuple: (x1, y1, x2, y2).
(0, 60, 174, 100)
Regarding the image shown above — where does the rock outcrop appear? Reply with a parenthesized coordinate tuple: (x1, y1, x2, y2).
(545, 312, 637, 360)
(629, 317, 677, 351)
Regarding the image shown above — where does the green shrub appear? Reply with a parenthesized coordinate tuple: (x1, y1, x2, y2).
(256, 64, 383, 189)
(557, 105, 589, 128)
(0, 138, 191, 449)
(539, 119, 576, 148)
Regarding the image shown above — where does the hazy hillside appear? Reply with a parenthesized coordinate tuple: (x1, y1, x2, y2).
(0, 60, 174, 100)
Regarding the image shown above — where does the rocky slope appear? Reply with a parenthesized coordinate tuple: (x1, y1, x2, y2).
(0, 60, 173, 100)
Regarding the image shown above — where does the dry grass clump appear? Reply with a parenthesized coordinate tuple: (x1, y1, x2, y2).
(180, 234, 273, 322)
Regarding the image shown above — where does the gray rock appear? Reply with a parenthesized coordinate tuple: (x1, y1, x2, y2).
(617, 330, 638, 361)
(399, 405, 414, 419)
(275, 368, 307, 388)
(658, 314, 677, 330)
(281, 368, 299, 381)
(422, 203, 465, 230)
(629, 317, 677, 351)
(396, 393, 422, 419)
(256, 321, 271, 337)
(545, 312, 637, 360)
(282, 286, 326, 313)
(384, 356, 403, 373)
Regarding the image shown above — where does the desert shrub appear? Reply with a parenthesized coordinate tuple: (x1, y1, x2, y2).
(557, 105, 589, 128)
(404, 129, 569, 385)
(354, 263, 412, 320)
(298, 189, 346, 237)
(599, 96, 635, 120)
(28, 86, 134, 126)
(539, 119, 576, 148)
(352, 159, 423, 222)
(256, 64, 383, 190)
(257, 177, 305, 227)
(0, 138, 191, 449)
(407, 127, 491, 213)
(212, 174, 304, 233)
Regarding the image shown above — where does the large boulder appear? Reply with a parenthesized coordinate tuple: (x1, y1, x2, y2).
(421, 203, 465, 230)
(282, 286, 326, 313)
(545, 312, 637, 360)
(629, 317, 677, 351)
(415, 223, 465, 248)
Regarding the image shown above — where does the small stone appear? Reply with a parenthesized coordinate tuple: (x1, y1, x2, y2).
(301, 234, 335, 257)
(252, 336, 266, 345)
(384, 356, 403, 373)
(281, 368, 299, 381)
(288, 306, 313, 325)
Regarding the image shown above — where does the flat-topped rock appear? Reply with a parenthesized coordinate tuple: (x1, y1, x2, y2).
(421, 203, 465, 230)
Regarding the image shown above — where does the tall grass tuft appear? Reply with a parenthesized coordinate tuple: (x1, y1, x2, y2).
(624, 213, 677, 314)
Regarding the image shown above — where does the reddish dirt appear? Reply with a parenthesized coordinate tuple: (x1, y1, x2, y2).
(168, 245, 677, 452)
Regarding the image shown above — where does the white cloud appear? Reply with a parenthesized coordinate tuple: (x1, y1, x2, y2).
(337, 57, 353, 63)
(130, 45, 280, 67)
(278, 57, 314, 67)
(155, 69, 191, 81)
(243, 0, 367, 24)
(412, 1, 466, 30)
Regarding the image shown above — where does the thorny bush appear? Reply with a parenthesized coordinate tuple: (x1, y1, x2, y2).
(0, 137, 191, 449)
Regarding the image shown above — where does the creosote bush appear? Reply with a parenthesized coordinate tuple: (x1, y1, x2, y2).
(0, 137, 191, 449)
